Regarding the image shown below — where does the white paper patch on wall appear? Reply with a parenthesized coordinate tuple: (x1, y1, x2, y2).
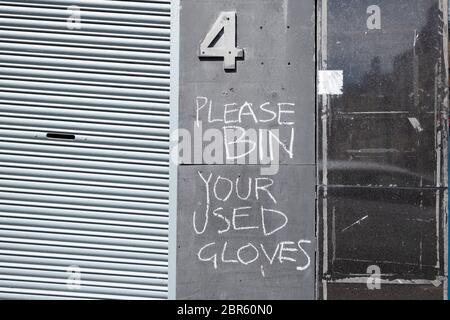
(318, 70, 343, 95)
(408, 117, 424, 133)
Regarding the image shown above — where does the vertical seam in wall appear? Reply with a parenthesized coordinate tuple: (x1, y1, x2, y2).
(169, 0, 181, 301)
(314, 0, 318, 301)
(442, 0, 449, 301)
(319, 0, 329, 301)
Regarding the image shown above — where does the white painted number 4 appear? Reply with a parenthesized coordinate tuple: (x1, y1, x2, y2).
(199, 11, 244, 70)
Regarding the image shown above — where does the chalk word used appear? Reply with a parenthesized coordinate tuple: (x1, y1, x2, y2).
(193, 172, 285, 235)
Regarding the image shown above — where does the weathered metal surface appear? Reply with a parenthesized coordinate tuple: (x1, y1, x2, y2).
(317, 0, 448, 300)
(0, 0, 171, 299)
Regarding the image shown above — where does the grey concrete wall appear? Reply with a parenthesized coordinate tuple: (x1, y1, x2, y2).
(176, 0, 316, 299)
(177, 165, 315, 299)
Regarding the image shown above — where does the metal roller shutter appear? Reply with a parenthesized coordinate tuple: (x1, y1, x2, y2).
(0, 0, 171, 299)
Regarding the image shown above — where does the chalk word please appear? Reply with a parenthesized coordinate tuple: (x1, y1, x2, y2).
(195, 97, 296, 126)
